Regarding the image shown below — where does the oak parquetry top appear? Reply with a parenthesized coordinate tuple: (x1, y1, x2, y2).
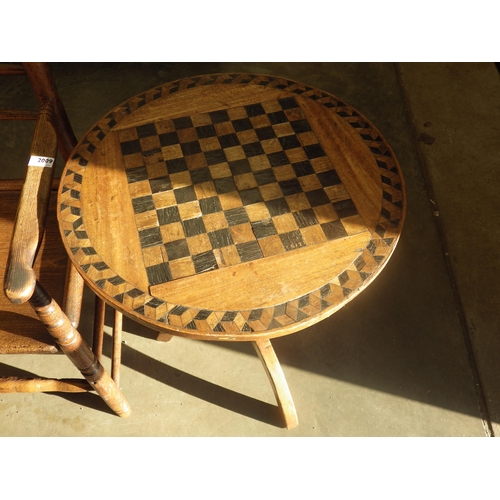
(57, 74, 405, 341)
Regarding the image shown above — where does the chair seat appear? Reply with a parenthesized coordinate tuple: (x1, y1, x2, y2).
(0, 185, 65, 354)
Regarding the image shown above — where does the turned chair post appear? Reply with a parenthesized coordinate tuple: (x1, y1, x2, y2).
(23, 63, 77, 162)
(29, 282, 131, 417)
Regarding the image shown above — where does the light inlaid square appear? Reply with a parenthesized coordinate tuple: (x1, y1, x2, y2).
(160, 221, 185, 242)
(186, 233, 212, 255)
(178, 200, 202, 219)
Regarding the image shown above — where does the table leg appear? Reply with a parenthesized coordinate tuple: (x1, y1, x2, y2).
(29, 282, 131, 418)
(156, 332, 174, 342)
(112, 310, 123, 386)
(62, 263, 84, 328)
(92, 295, 106, 361)
(252, 339, 298, 429)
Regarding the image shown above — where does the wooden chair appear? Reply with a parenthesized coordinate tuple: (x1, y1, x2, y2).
(0, 63, 130, 417)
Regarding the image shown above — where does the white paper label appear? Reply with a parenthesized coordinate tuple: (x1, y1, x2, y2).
(28, 155, 55, 168)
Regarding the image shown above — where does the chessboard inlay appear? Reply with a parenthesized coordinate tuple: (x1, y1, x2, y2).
(118, 96, 363, 286)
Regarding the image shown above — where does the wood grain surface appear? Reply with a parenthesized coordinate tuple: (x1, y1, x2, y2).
(58, 74, 405, 341)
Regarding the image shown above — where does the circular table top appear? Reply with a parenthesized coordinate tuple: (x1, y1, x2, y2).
(58, 74, 405, 341)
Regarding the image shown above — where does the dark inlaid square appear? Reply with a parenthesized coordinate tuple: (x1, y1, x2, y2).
(278, 97, 299, 110)
(166, 157, 188, 174)
(244, 103, 266, 117)
(251, 219, 278, 239)
(208, 228, 234, 248)
(265, 197, 290, 216)
(194, 310, 213, 320)
(214, 177, 237, 194)
(181, 141, 202, 156)
(209, 110, 230, 124)
(293, 208, 319, 228)
(150, 176, 171, 194)
(242, 142, 265, 158)
(267, 151, 289, 167)
(290, 119, 312, 134)
(174, 185, 197, 204)
(305, 189, 331, 207)
(146, 297, 165, 308)
(121, 139, 141, 156)
(225, 207, 250, 226)
(132, 195, 155, 214)
(304, 143, 326, 159)
(72, 172, 83, 183)
(321, 220, 348, 240)
(196, 124, 217, 139)
(240, 187, 264, 206)
(222, 311, 238, 322)
(298, 294, 310, 308)
(199, 196, 223, 215)
(126, 166, 148, 183)
(268, 111, 288, 125)
(157, 206, 181, 225)
(292, 161, 315, 177)
(108, 276, 126, 286)
(205, 149, 227, 166)
(159, 131, 179, 146)
(182, 217, 206, 237)
(236, 240, 263, 262)
(71, 191, 82, 203)
(190, 167, 212, 184)
(232, 118, 253, 132)
(256, 126, 277, 141)
(93, 261, 110, 271)
(248, 309, 263, 321)
(193, 250, 218, 273)
(173, 116, 193, 129)
(170, 305, 189, 316)
(137, 123, 158, 138)
(126, 288, 143, 298)
(279, 178, 303, 196)
(280, 230, 306, 251)
(165, 239, 190, 260)
(218, 133, 240, 149)
(229, 158, 251, 176)
(139, 227, 163, 248)
(278, 135, 301, 150)
(273, 304, 287, 318)
(254, 168, 277, 186)
(317, 169, 341, 187)
(146, 262, 172, 285)
(334, 199, 358, 218)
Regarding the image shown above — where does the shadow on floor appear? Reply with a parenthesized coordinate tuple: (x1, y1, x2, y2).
(0, 356, 284, 427)
(110, 242, 486, 426)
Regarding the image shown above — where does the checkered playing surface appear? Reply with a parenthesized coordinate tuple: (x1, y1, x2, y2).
(117, 96, 362, 286)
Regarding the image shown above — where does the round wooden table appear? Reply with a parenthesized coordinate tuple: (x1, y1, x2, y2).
(58, 73, 405, 428)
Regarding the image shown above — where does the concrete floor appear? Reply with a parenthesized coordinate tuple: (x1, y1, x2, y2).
(0, 62, 499, 438)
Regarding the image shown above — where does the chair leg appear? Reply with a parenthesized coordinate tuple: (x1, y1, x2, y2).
(112, 310, 123, 387)
(252, 339, 298, 429)
(29, 282, 131, 418)
(63, 262, 85, 328)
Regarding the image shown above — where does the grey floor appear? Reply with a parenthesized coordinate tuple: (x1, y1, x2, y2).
(1, 62, 499, 438)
